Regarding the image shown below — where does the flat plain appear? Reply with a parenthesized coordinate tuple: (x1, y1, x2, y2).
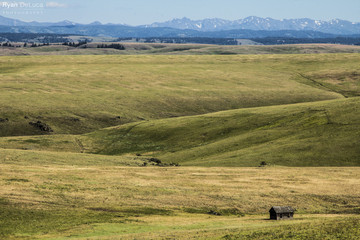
(0, 44, 360, 239)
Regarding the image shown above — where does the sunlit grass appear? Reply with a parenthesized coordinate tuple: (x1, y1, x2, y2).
(2, 53, 359, 137)
(1, 51, 360, 239)
(1, 163, 360, 239)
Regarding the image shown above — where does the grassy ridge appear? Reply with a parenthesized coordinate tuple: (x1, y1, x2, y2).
(2, 53, 358, 137)
(0, 148, 144, 166)
(84, 97, 360, 167)
(0, 53, 359, 167)
(1, 97, 359, 167)
(1, 43, 360, 56)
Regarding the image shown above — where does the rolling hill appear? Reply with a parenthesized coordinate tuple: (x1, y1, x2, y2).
(1, 97, 359, 167)
(2, 53, 356, 137)
(1, 43, 360, 56)
(0, 51, 359, 167)
(1, 47, 360, 239)
(84, 97, 360, 167)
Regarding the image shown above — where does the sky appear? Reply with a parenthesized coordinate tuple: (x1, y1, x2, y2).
(1, 0, 359, 25)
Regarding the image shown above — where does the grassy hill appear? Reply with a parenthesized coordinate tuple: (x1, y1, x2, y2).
(0, 97, 359, 167)
(84, 97, 360, 167)
(2, 53, 359, 137)
(0, 53, 359, 167)
(1, 43, 360, 56)
(1, 50, 360, 239)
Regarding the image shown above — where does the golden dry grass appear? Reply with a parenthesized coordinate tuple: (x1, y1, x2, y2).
(3, 53, 357, 138)
(1, 49, 360, 239)
(1, 161, 360, 239)
(2, 164, 359, 214)
(1, 43, 360, 56)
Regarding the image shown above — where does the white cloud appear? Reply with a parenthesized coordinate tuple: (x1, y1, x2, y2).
(46, 2, 67, 8)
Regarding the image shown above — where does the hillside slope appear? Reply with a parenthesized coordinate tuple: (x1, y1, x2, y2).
(83, 97, 360, 167)
(1, 97, 358, 167)
(2, 53, 359, 137)
(1, 43, 360, 56)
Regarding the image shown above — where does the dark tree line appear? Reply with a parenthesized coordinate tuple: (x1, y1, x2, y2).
(29, 43, 50, 47)
(0, 33, 70, 43)
(119, 37, 239, 45)
(1, 42, 63, 48)
(0, 42, 33, 47)
(1, 42, 14, 47)
(62, 41, 88, 47)
(97, 43, 125, 50)
(251, 37, 360, 45)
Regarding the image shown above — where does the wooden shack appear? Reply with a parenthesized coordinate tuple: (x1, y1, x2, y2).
(269, 206, 295, 220)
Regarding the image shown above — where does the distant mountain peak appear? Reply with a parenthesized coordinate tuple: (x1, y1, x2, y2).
(54, 20, 76, 25)
(144, 16, 360, 35)
(0, 15, 77, 27)
(0, 15, 360, 36)
(89, 21, 102, 26)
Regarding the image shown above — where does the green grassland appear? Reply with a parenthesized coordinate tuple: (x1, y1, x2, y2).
(1, 43, 360, 56)
(0, 52, 359, 167)
(1, 163, 360, 239)
(3, 97, 359, 167)
(1, 97, 359, 167)
(1, 48, 360, 239)
(1, 53, 359, 137)
(84, 97, 360, 167)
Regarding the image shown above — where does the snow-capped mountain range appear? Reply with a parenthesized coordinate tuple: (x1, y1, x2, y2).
(0, 15, 360, 37)
(144, 16, 360, 35)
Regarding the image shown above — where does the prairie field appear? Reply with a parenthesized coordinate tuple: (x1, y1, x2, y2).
(1, 163, 360, 239)
(0, 45, 360, 239)
(1, 52, 359, 137)
(1, 43, 360, 56)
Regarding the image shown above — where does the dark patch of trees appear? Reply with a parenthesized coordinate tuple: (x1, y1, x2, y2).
(30, 43, 50, 47)
(0, 33, 71, 43)
(117, 37, 133, 41)
(62, 41, 88, 47)
(97, 43, 125, 50)
(1, 42, 13, 47)
(29, 121, 53, 132)
(117, 37, 239, 45)
(1, 42, 50, 48)
(1, 42, 23, 47)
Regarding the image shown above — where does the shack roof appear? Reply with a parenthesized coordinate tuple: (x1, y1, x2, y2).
(270, 206, 295, 213)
